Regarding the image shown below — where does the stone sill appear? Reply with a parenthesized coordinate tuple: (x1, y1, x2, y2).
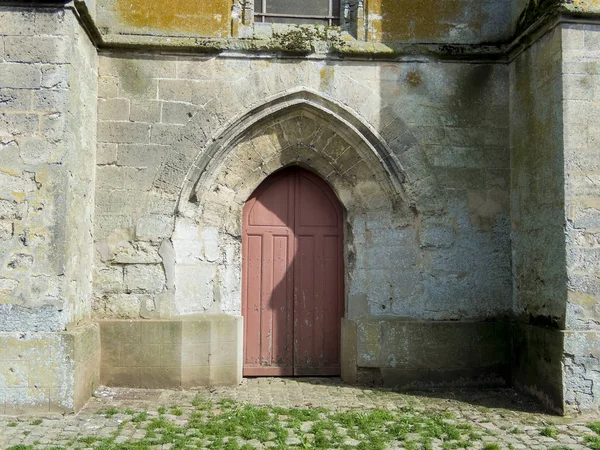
(98, 32, 507, 61)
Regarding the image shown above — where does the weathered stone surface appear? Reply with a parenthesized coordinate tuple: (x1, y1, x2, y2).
(0, 6, 98, 337)
(4, 0, 600, 417)
(125, 264, 165, 293)
(99, 316, 242, 389)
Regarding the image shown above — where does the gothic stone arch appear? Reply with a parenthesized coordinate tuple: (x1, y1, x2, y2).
(167, 90, 425, 319)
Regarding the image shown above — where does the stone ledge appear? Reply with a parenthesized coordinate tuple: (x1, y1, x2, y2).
(0, 323, 100, 415)
(99, 315, 243, 390)
(341, 318, 512, 389)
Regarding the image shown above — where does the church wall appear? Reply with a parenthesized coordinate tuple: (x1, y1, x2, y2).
(561, 23, 600, 413)
(0, 6, 98, 331)
(95, 0, 513, 44)
(93, 54, 511, 322)
(0, 6, 100, 414)
(93, 53, 512, 387)
(509, 24, 566, 414)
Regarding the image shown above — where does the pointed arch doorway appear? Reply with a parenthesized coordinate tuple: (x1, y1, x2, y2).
(242, 167, 344, 376)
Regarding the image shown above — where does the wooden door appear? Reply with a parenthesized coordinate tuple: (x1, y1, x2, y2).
(242, 167, 344, 376)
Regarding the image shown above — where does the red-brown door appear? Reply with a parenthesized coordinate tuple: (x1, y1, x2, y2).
(242, 167, 344, 376)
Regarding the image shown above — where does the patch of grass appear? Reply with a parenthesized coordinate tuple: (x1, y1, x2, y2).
(219, 398, 236, 408)
(190, 403, 287, 444)
(131, 411, 148, 423)
(589, 422, 600, 434)
(30, 418, 43, 426)
(549, 446, 573, 450)
(22, 431, 31, 436)
(6, 446, 34, 450)
(124, 408, 135, 415)
(170, 405, 184, 416)
(442, 441, 471, 449)
(98, 407, 119, 417)
(70, 397, 496, 450)
(77, 436, 99, 444)
(192, 396, 213, 410)
(7, 422, 18, 427)
(483, 444, 501, 450)
(540, 426, 558, 439)
(587, 435, 600, 450)
(510, 426, 523, 434)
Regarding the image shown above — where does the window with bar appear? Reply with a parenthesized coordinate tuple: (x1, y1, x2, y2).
(254, 0, 341, 26)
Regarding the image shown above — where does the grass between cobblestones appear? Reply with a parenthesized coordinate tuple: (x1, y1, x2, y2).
(5, 398, 600, 449)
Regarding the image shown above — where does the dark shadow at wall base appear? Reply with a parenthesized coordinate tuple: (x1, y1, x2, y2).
(286, 377, 553, 415)
(341, 318, 566, 415)
(512, 322, 565, 415)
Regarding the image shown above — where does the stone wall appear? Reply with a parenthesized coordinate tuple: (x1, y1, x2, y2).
(94, 0, 513, 44)
(0, 5, 100, 414)
(509, 23, 566, 413)
(367, 0, 512, 43)
(93, 55, 512, 327)
(562, 23, 600, 412)
(0, 6, 98, 331)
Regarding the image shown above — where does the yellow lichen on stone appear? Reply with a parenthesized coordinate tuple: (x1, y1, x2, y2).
(367, 0, 466, 41)
(115, 0, 231, 37)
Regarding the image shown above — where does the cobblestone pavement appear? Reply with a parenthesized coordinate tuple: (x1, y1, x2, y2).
(2, 378, 600, 449)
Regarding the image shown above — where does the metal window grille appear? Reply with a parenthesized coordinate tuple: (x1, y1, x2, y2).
(254, 0, 341, 26)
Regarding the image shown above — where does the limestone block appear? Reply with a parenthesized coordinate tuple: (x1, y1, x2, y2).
(136, 214, 174, 241)
(93, 266, 124, 294)
(98, 121, 150, 144)
(111, 241, 162, 264)
(419, 220, 455, 248)
(173, 239, 203, 264)
(40, 114, 67, 142)
(94, 214, 134, 240)
(0, 89, 31, 111)
(99, 55, 177, 79)
(4, 36, 69, 64)
(98, 98, 130, 121)
(161, 102, 197, 125)
(98, 76, 119, 98)
(0, 10, 35, 35)
(97, 143, 117, 165)
(0, 278, 18, 294)
(125, 264, 165, 293)
(34, 9, 70, 36)
(149, 123, 187, 146)
(0, 324, 100, 414)
(98, 293, 144, 318)
(175, 263, 215, 314)
(99, 317, 242, 389)
(0, 63, 41, 89)
(33, 89, 69, 112)
(117, 144, 165, 168)
(200, 227, 219, 262)
(0, 113, 39, 137)
(129, 100, 161, 123)
(173, 218, 199, 240)
(158, 80, 199, 103)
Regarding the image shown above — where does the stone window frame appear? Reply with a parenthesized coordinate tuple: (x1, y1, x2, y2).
(237, 0, 366, 40)
(253, 0, 342, 26)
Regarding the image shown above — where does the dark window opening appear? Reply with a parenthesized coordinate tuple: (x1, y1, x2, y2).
(254, 0, 341, 26)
